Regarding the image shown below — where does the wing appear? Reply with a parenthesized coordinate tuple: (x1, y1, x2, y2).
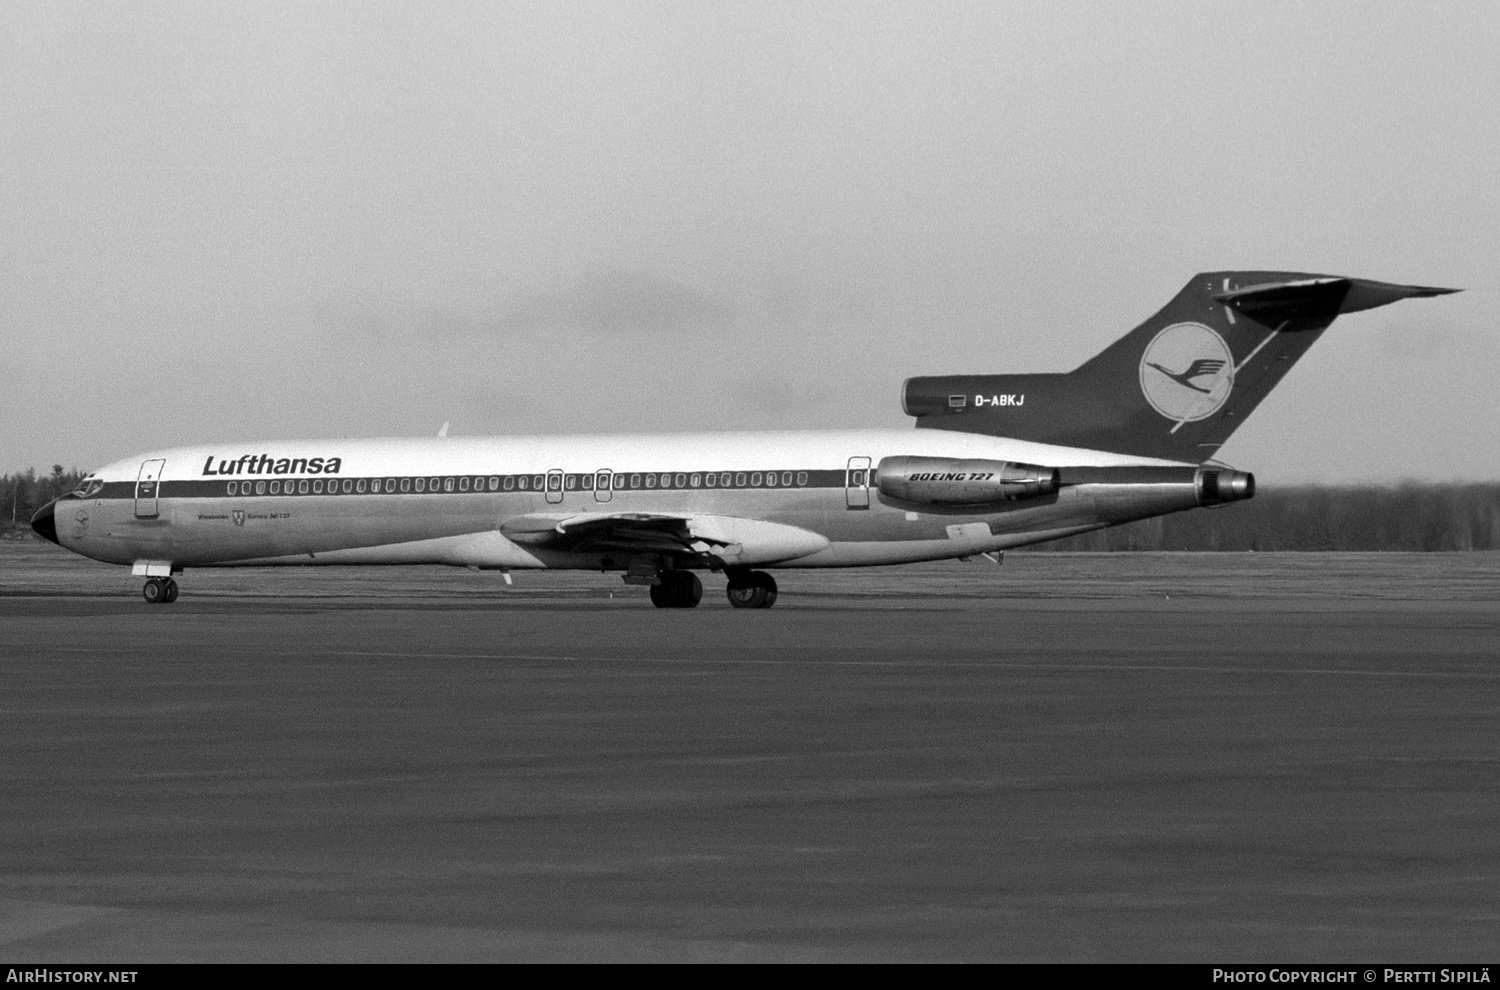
(499, 511, 829, 566)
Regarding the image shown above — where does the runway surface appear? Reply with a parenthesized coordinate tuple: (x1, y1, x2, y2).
(2, 542, 1498, 962)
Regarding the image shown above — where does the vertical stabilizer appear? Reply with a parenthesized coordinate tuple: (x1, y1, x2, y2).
(902, 272, 1458, 461)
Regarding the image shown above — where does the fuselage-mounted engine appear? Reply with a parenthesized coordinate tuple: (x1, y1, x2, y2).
(876, 456, 1060, 506)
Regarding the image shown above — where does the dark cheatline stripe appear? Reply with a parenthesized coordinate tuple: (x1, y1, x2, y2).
(92, 468, 852, 501)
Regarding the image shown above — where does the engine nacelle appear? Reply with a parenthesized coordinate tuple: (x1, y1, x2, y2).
(876, 456, 1060, 505)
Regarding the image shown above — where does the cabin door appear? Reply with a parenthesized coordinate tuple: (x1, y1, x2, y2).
(135, 459, 166, 519)
(845, 456, 871, 509)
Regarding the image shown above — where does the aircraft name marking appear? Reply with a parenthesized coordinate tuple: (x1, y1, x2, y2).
(202, 455, 344, 476)
(907, 472, 996, 482)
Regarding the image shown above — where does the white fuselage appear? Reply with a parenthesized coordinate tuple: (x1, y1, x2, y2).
(54, 428, 1194, 573)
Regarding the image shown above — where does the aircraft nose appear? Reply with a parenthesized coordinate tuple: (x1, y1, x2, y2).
(30, 499, 59, 545)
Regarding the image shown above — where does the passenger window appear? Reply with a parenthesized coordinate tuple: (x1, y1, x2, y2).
(357, 480, 367, 493)
(503, 476, 514, 491)
(444, 478, 455, 492)
(517, 476, 528, 490)
(690, 474, 701, 487)
(270, 481, 280, 494)
(533, 475, 544, 490)
(384, 478, 395, 492)
(630, 474, 641, 488)
(227, 482, 237, 495)
(751, 473, 762, 486)
(797, 472, 808, 486)
(313, 481, 322, 494)
(564, 475, 576, 490)
(580, 474, 593, 490)
(459, 477, 470, 492)
(672, 473, 684, 488)
(343, 479, 354, 493)
(660, 474, 672, 488)
(613, 474, 625, 489)
(781, 472, 792, 486)
(645, 474, 656, 488)
(547, 474, 562, 491)
(705, 474, 715, 487)
(735, 473, 746, 487)
(765, 473, 776, 487)
(488, 477, 499, 491)
(299, 480, 309, 494)
(400, 478, 410, 492)
(474, 477, 484, 490)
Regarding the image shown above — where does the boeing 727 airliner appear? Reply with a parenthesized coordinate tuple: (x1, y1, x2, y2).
(32, 272, 1457, 608)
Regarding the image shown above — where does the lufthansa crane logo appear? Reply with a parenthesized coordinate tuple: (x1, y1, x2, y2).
(1139, 322, 1234, 423)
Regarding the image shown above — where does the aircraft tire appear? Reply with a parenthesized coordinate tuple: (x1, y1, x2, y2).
(726, 571, 777, 609)
(142, 578, 166, 604)
(649, 572, 702, 609)
(676, 571, 702, 608)
(162, 579, 179, 604)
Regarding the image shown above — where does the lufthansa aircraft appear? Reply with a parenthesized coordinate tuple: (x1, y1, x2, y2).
(32, 273, 1456, 608)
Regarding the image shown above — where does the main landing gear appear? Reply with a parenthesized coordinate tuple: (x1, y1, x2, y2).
(644, 570, 778, 609)
(142, 577, 179, 605)
(725, 570, 777, 610)
(649, 571, 703, 609)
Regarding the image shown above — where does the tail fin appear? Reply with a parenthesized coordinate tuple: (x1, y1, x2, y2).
(903, 272, 1459, 461)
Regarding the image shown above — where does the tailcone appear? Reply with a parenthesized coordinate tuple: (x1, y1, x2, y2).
(1198, 468, 1254, 506)
(30, 499, 59, 544)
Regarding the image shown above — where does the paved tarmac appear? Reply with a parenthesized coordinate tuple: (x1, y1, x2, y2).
(2, 544, 1498, 961)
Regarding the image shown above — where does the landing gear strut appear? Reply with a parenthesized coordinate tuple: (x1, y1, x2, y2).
(726, 570, 778, 609)
(143, 577, 179, 605)
(649, 571, 703, 609)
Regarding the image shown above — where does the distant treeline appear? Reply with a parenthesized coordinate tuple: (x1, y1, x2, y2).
(1032, 484, 1500, 552)
(2, 470, 1498, 550)
(1, 467, 85, 537)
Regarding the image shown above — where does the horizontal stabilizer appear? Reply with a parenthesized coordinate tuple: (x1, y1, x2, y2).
(1213, 277, 1460, 319)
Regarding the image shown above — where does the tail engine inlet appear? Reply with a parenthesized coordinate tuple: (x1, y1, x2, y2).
(877, 456, 1060, 506)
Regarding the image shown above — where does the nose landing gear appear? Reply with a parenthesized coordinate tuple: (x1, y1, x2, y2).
(143, 577, 179, 605)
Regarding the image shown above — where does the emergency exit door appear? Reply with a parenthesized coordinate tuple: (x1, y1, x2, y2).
(845, 456, 871, 509)
(135, 459, 166, 518)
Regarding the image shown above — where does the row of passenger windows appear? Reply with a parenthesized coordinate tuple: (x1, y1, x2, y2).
(224, 471, 813, 497)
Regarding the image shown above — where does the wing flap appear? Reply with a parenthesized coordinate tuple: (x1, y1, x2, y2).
(498, 511, 829, 565)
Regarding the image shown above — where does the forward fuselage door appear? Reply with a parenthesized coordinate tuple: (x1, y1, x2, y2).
(135, 459, 166, 519)
(594, 470, 613, 503)
(845, 456, 872, 510)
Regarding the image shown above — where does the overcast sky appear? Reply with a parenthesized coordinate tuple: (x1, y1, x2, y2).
(3, 1, 1495, 482)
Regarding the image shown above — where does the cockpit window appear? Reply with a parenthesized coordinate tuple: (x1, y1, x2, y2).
(73, 477, 104, 498)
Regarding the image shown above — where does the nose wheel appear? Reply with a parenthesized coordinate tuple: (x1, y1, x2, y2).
(726, 571, 778, 609)
(143, 577, 179, 604)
